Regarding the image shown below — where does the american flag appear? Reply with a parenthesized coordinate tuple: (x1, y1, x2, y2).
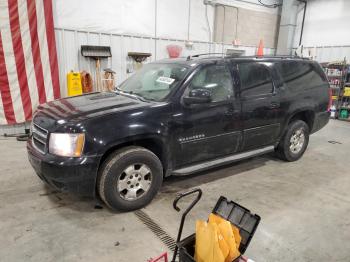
(0, 0, 60, 125)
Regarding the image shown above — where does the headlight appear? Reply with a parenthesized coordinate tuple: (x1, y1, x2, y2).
(49, 133, 85, 157)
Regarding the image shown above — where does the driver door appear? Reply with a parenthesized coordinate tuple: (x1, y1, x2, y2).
(171, 62, 242, 168)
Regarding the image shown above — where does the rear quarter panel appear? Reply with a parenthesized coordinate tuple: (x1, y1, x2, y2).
(273, 60, 329, 137)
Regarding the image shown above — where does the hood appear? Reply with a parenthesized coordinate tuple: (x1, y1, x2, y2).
(36, 92, 149, 122)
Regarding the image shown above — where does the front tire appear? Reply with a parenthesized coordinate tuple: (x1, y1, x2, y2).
(276, 120, 309, 162)
(98, 146, 163, 211)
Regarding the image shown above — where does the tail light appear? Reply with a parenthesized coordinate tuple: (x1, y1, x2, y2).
(327, 88, 332, 112)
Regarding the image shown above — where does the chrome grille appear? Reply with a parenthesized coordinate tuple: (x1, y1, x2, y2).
(32, 123, 48, 154)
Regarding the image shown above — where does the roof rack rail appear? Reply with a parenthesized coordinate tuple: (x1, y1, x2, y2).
(192, 53, 225, 58)
(186, 53, 310, 61)
(226, 54, 309, 60)
(241, 55, 310, 60)
(186, 53, 224, 61)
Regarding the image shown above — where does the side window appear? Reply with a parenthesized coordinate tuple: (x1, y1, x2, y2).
(187, 64, 234, 102)
(238, 63, 274, 97)
(275, 61, 327, 92)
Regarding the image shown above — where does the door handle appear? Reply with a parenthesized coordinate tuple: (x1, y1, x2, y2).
(269, 102, 280, 109)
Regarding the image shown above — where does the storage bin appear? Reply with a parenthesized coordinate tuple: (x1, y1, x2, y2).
(178, 196, 261, 262)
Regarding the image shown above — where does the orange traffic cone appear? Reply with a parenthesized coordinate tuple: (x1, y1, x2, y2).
(257, 40, 264, 56)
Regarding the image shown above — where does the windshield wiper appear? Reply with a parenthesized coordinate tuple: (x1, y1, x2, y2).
(115, 88, 149, 102)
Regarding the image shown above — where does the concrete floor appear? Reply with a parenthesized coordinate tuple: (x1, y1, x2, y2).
(1, 119, 350, 262)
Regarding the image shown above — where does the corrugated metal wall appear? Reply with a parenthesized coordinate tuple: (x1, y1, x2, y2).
(55, 27, 276, 97)
(0, 122, 30, 136)
(301, 46, 350, 63)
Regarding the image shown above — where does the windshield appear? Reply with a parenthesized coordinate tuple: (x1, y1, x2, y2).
(119, 63, 189, 101)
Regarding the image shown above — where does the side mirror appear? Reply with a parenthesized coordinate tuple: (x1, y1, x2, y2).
(183, 88, 212, 105)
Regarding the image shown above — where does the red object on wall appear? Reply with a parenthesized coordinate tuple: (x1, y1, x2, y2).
(167, 45, 182, 58)
(0, 0, 60, 125)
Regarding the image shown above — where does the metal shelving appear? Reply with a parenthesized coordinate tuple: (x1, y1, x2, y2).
(322, 60, 348, 119)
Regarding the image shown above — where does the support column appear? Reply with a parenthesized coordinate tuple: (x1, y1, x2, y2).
(276, 0, 299, 55)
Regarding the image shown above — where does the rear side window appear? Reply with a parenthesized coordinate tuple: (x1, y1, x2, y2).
(275, 61, 327, 91)
(238, 63, 274, 97)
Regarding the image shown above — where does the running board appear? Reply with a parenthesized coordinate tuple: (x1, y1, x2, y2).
(172, 146, 274, 176)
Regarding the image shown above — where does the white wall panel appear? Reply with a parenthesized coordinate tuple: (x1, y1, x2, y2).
(157, 0, 189, 40)
(291, 46, 350, 63)
(304, 46, 350, 63)
(0, 122, 29, 136)
(54, 0, 215, 43)
(293, 0, 350, 47)
(54, 0, 154, 36)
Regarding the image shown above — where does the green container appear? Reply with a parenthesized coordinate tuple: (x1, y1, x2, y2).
(340, 109, 349, 119)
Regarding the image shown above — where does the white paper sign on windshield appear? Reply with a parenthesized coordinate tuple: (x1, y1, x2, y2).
(156, 76, 175, 85)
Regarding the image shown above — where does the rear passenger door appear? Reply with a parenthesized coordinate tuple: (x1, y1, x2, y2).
(237, 62, 280, 151)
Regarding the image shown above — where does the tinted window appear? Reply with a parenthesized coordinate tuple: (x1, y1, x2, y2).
(187, 64, 233, 102)
(275, 61, 327, 91)
(238, 63, 273, 97)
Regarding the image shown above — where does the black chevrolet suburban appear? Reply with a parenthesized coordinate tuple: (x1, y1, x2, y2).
(27, 55, 330, 211)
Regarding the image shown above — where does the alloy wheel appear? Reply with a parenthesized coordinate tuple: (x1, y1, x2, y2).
(289, 128, 305, 154)
(117, 163, 152, 201)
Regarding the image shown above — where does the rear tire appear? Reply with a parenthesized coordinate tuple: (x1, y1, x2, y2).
(276, 120, 309, 162)
(98, 146, 163, 211)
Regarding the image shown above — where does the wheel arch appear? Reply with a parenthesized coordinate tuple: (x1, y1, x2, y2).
(97, 135, 169, 176)
(93, 135, 169, 199)
(276, 108, 315, 146)
(285, 108, 315, 133)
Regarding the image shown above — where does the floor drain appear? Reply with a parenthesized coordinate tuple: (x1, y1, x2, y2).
(134, 210, 176, 252)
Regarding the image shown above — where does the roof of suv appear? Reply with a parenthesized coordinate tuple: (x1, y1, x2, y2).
(156, 55, 311, 67)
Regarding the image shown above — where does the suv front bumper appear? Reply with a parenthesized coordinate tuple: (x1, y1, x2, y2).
(27, 139, 101, 197)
